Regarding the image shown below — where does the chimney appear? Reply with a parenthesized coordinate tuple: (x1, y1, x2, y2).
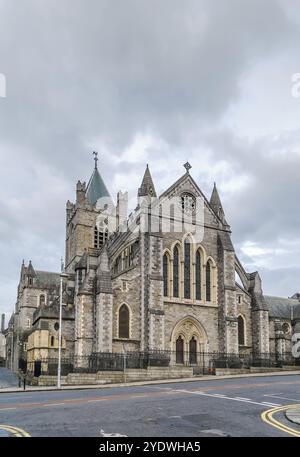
(1, 314, 5, 333)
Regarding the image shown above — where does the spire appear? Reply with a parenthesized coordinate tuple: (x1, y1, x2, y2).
(86, 153, 111, 205)
(27, 260, 36, 277)
(210, 183, 228, 225)
(20, 260, 25, 279)
(138, 164, 157, 197)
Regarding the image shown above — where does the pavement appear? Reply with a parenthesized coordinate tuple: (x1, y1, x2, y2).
(285, 407, 300, 425)
(0, 369, 300, 394)
(0, 373, 300, 437)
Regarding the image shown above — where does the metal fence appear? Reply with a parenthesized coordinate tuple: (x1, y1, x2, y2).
(21, 351, 300, 378)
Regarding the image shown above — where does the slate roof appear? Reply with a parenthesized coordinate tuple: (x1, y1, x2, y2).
(264, 295, 300, 319)
(86, 167, 111, 205)
(35, 271, 60, 288)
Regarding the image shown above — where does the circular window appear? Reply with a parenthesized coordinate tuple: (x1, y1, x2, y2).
(54, 322, 59, 331)
(282, 322, 291, 335)
(180, 192, 196, 216)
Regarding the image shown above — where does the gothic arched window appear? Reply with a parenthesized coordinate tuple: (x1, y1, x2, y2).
(238, 315, 245, 346)
(184, 239, 191, 299)
(50, 336, 55, 347)
(119, 304, 130, 339)
(195, 250, 202, 300)
(39, 294, 46, 307)
(206, 260, 212, 302)
(163, 253, 169, 297)
(173, 246, 179, 298)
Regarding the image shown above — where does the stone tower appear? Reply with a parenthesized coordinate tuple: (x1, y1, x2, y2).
(65, 156, 114, 273)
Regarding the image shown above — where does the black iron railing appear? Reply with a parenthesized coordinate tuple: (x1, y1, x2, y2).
(23, 350, 300, 378)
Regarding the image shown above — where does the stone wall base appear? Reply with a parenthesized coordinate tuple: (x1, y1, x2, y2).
(35, 366, 194, 386)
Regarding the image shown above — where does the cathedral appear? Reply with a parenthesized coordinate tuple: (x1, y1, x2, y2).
(5, 155, 300, 374)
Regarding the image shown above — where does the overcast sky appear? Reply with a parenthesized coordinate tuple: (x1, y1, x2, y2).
(0, 0, 300, 323)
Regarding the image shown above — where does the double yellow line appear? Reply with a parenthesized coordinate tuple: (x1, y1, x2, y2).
(0, 424, 30, 437)
(261, 405, 300, 437)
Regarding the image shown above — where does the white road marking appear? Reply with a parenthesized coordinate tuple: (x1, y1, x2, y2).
(171, 389, 282, 408)
(100, 429, 127, 437)
(0, 407, 17, 411)
(88, 399, 108, 403)
(130, 395, 148, 399)
(201, 429, 230, 437)
(261, 401, 283, 407)
(234, 397, 252, 401)
(212, 394, 228, 398)
(263, 394, 300, 402)
(43, 403, 65, 407)
(150, 386, 173, 391)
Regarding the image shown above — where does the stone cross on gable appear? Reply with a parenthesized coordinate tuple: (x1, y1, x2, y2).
(184, 161, 192, 173)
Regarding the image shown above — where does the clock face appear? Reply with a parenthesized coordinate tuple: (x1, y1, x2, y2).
(180, 192, 196, 216)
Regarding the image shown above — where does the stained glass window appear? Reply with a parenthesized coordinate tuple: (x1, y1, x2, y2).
(163, 254, 169, 297)
(184, 239, 191, 299)
(195, 250, 202, 300)
(173, 246, 179, 298)
(206, 261, 211, 302)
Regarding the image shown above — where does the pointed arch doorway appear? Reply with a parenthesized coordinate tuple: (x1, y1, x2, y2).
(171, 317, 208, 365)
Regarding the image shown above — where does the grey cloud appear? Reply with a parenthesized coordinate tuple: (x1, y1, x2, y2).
(0, 0, 299, 316)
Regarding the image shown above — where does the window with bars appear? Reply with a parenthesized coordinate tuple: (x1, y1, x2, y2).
(94, 226, 108, 249)
(195, 250, 202, 300)
(184, 239, 191, 299)
(206, 261, 212, 302)
(173, 246, 179, 298)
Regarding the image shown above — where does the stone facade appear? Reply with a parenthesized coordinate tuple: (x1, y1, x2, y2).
(5, 161, 300, 373)
(62, 162, 297, 363)
(5, 262, 75, 372)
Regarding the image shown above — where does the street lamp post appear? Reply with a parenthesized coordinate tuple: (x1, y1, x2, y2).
(57, 260, 69, 389)
(123, 343, 127, 384)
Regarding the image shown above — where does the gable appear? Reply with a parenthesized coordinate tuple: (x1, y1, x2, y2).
(159, 172, 222, 229)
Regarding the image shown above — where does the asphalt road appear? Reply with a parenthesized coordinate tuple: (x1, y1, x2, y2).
(0, 374, 300, 437)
